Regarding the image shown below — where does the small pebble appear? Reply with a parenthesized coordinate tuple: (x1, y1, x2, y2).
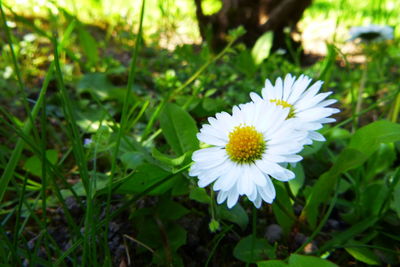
(265, 224, 283, 243)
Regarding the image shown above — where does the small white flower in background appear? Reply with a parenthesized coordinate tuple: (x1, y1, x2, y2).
(348, 24, 394, 42)
(250, 74, 340, 145)
(84, 138, 92, 147)
(189, 100, 306, 208)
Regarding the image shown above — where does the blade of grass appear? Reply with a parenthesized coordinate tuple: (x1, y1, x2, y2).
(9, 178, 64, 263)
(52, 27, 90, 194)
(39, 89, 53, 260)
(103, 0, 146, 263)
(0, 15, 77, 204)
(0, 1, 45, 203)
(295, 178, 340, 254)
(0, 110, 81, 238)
(0, 108, 83, 210)
(0, 1, 36, 138)
(12, 173, 28, 253)
(55, 163, 191, 265)
(205, 225, 234, 267)
(0, 226, 19, 264)
(390, 92, 400, 122)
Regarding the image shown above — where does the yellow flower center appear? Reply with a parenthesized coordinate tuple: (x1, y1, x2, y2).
(270, 99, 296, 118)
(226, 125, 266, 164)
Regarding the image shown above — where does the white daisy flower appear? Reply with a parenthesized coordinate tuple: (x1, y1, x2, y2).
(250, 74, 340, 145)
(349, 24, 394, 42)
(189, 101, 306, 208)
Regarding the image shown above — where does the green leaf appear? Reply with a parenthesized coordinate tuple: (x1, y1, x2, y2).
(288, 254, 337, 267)
(153, 250, 184, 267)
(120, 151, 145, 169)
(152, 147, 187, 166)
(24, 149, 58, 177)
(116, 164, 175, 195)
(155, 199, 189, 221)
(359, 182, 389, 217)
(272, 183, 295, 234)
(228, 26, 246, 40)
(63, 172, 109, 197)
(345, 247, 381, 265)
(365, 143, 396, 180)
(289, 163, 305, 196)
(392, 180, 400, 218)
(216, 203, 249, 230)
(299, 140, 324, 157)
(77, 73, 129, 102)
(302, 121, 400, 227)
(327, 127, 351, 141)
(257, 260, 288, 267)
(234, 49, 257, 76)
(202, 97, 225, 112)
(234, 235, 275, 263)
(171, 175, 190, 196)
(166, 223, 187, 251)
(159, 103, 199, 155)
(189, 187, 211, 204)
(348, 120, 400, 155)
(78, 25, 99, 66)
(251, 31, 273, 65)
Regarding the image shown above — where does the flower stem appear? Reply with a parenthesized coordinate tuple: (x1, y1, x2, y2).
(353, 59, 368, 131)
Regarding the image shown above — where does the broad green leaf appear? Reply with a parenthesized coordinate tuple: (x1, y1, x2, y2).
(360, 182, 388, 217)
(257, 260, 288, 267)
(234, 49, 257, 76)
(136, 220, 186, 255)
(365, 143, 396, 181)
(152, 147, 187, 166)
(216, 203, 249, 230)
(78, 25, 99, 66)
(155, 199, 189, 221)
(348, 121, 400, 155)
(189, 187, 211, 204)
(116, 164, 175, 195)
(288, 254, 337, 267)
(345, 247, 381, 265)
(251, 31, 273, 65)
(202, 97, 225, 112)
(201, 0, 222, 15)
(299, 140, 324, 157)
(234, 235, 275, 263)
(159, 103, 199, 155)
(153, 250, 184, 267)
(64, 172, 109, 197)
(302, 121, 400, 227)
(392, 180, 400, 218)
(136, 218, 162, 250)
(23, 149, 58, 177)
(166, 223, 187, 251)
(272, 183, 295, 234)
(171, 175, 190, 196)
(289, 163, 305, 196)
(327, 127, 351, 141)
(120, 151, 145, 169)
(77, 73, 129, 102)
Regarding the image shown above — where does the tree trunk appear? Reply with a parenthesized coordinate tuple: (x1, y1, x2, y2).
(194, 0, 312, 52)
